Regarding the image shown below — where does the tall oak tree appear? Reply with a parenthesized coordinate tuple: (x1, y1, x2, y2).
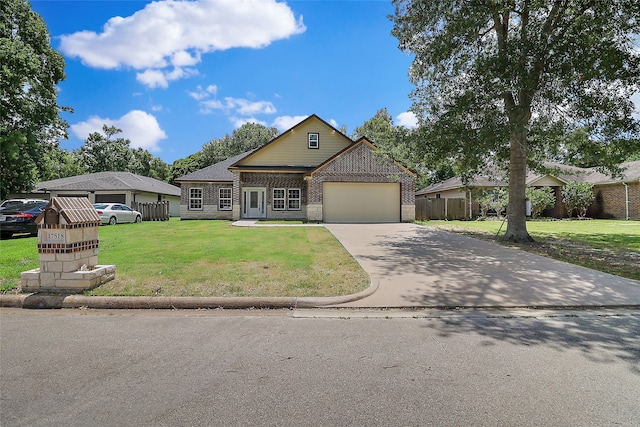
(392, 0, 639, 241)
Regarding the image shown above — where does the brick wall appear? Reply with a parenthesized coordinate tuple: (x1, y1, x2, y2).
(590, 182, 639, 219)
(179, 182, 233, 220)
(238, 172, 308, 220)
(241, 172, 308, 205)
(308, 142, 415, 221)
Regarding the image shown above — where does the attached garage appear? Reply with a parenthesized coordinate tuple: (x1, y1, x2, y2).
(323, 182, 400, 223)
(95, 194, 126, 204)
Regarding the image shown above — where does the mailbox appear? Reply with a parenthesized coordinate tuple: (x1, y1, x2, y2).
(21, 197, 115, 293)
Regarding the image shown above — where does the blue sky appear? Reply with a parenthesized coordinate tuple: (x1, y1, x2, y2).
(31, 0, 418, 164)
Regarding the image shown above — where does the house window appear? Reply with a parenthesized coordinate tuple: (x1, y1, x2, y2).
(288, 189, 301, 210)
(308, 133, 319, 149)
(219, 188, 232, 210)
(273, 188, 286, 210)
(189, 188, 203, 210)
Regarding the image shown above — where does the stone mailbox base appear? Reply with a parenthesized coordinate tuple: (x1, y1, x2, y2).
(20, 197, 116, 294)
(21, 265, 115, 293)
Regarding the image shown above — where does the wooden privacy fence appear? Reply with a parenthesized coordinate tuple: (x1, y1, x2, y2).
(416, 198, 467, 221)
(132, 201, 170, 221)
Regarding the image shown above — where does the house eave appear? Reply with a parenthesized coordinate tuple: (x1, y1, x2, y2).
(228, 166, 315, 174)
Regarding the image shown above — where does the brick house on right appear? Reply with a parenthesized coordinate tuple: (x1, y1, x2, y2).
(586, 161, 639, 220)
(416, 161, 640, 220)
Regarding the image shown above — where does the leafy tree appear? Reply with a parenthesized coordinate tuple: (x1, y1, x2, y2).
(129, 147, 153, 177)
(0, 0, 70, 199)
(168, 153, 202, 185)
(562, 181, 594, 219)
(200, 122, 278, 167)
(149, 156, 170, 182)
(40, 146, 86, 180)
(76, 125, 131, 173)
(353, 108, 440, 188)
(526, 187, 555, 219)
(392, 0, 640, 242)
(351, 108, 396, 148)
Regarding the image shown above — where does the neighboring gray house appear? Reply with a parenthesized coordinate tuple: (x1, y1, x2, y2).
(176, 115, 416, 223)
(416, 161, 640, 220)
(34, 172, 181, 217)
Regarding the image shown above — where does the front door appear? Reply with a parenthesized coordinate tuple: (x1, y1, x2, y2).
(243, 188, 266, 218)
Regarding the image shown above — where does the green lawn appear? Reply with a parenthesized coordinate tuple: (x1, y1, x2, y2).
(424, 219, 640, 251)
(0, 219, 369, 297)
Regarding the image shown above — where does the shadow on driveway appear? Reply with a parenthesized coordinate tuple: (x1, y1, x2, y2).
(325, 224, 640, 308)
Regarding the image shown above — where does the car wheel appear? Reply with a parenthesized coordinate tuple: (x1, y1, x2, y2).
(1, 232, 12, 239)
(135, 215, 142, 223)
(109, 216, 117, 225)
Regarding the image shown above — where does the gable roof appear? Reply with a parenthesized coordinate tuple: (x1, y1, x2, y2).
(175, 150, 255, 183)
(35, 197, 101, 226)
(416, 160, 640, 195)
(35, 172, 181, 196)
(229, 114, 353, 168)
(307, 137, 416, 178)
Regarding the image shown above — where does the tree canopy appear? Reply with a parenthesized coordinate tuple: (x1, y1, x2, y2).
(0, 0, 70, 199)
(200, 122, 279, 167)
(392, 0, 640, 241)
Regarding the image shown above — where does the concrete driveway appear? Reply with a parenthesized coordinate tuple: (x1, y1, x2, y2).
(324, 223, 640, 308)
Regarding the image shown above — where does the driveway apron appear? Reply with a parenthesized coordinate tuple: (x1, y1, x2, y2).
(324, 223, 640, 308)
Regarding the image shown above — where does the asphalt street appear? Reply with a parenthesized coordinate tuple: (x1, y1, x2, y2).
(1, 308, 639, 426)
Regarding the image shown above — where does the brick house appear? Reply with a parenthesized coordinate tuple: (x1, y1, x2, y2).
(416, 161, 640, 220)
(176, 115, 416, 222)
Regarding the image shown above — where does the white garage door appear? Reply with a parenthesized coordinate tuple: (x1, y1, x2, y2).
(323, 182, 400, 223)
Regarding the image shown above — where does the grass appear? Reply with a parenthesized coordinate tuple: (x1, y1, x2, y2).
(0, 219, 369, 297)
(422, 219, 640, 280)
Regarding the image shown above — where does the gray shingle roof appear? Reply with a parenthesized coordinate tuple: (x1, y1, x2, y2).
(416, 160, 640, 195)
(175, 150, 255, 182)
(35, 172, 181, 196)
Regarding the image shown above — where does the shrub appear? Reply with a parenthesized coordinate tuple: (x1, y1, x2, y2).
(526, 187, 556, 219)
(561, 181, 595, 218)
(476, 188, 508, 218)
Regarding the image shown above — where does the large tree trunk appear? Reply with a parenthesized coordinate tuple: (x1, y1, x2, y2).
(503, 128, 534, 243)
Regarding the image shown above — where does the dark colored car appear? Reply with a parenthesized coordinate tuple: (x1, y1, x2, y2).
(0, 202, 48, 239)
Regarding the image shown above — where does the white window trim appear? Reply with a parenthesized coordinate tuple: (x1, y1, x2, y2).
(189, 188, 203, 210)
(273, 188, 286, 211)
(218, 187, 232, 211)
(288, 188, 301, 211)
(308, 132, 319, 149)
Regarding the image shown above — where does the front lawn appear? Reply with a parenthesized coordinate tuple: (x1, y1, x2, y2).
(0, 219, 369, 297)
(423, 219, 640, 281)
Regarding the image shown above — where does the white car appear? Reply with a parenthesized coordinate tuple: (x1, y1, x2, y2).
(93, 204, 142, 225)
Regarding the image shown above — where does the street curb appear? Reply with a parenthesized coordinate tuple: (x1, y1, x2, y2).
(0, 279, 380, 310)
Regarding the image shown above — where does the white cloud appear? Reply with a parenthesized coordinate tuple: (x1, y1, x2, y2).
(271, 115, 309, 131)
(396, 111, 418, 128)
(71, 110, 167, 152)
(224, 98, 276, 115)
(195, 93, 276, 116)
(188, 84, 218, 100)
(59, 0, 305, 87)
(136, 67, 198, 89)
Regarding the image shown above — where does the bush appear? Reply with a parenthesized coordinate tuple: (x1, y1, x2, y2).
(526, 187, 555, 219)
(476, 188, 508, 218)
(561, 181, 594, 219)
